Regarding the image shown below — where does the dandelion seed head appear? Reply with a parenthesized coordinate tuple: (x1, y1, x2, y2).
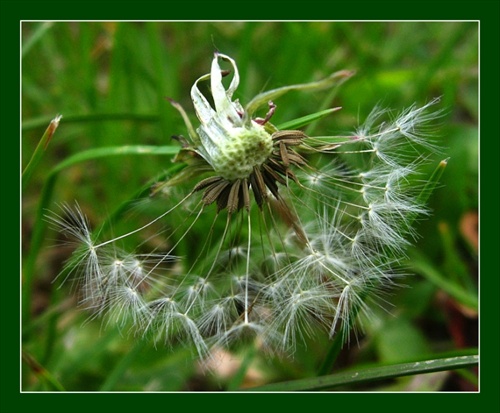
(50, 52, 443, 361)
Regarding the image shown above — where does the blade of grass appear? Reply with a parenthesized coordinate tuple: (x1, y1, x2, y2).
(276, 108, 341, 131)
(22, 115, 61, 192)
(22, 350, 66, 391)
(304, 81, 351, 137)
(50, 145, 179, 174)
(22, 112, 159, 132)
(22, 22, 54, 58)
(416, 158, 449, 206)
(408, 250, 478, 310)
(100, 340, 147, 391)
(226, 343, 258, 391)
(146, 22, 177, 141)
(247, 354, 478, 391)
(245, 69, 354, 119)
(455, 367, 479, 387)
(41, 287, 62, 366)
(438, 221, 478, 292)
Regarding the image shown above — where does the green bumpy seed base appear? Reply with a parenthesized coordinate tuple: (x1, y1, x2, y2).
(213, 127, 273, 181)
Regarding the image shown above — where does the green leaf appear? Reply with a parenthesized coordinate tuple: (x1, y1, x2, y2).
(50, 145, 180, 175)
(277, 107, 341, 131)
(244, 70, 355, 119)
(246, 354, 478, 391)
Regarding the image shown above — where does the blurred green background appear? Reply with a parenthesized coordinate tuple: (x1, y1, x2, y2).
(21, 21, 478, 391)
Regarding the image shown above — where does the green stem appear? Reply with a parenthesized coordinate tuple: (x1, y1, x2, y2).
(318, 289, 368, 376)
(226, 342, 258, 391)
(22, 115, 61, 192)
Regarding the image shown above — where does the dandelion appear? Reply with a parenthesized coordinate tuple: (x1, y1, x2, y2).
(50, 52, 442, 359)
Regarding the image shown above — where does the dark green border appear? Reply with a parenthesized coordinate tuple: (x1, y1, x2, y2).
(5, 1, 499, 413)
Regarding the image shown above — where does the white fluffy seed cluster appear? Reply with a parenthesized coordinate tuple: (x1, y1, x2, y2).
(50, 53, 443, 359)
(50, 98, 441, 359)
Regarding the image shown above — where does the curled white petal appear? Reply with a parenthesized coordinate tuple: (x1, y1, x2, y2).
(210, 53, 241, 124)
(191, 73, 215, 126)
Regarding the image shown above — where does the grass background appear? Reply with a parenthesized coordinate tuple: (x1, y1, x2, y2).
(21, 21, 479, 393)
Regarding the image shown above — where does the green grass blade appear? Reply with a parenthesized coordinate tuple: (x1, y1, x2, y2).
(245, 70, 354, 118)
(22, 350, 66, 391)
(22, 115, 61, 192)
(455, 367, 479, 387)
(247, 354, 478, 391)
(146, 22, 177, 141)
(408, 250, 478, 309)
(23, 174, 58, 327)
(22, 112, 159, 132)
(438, 221, 478, 291)
(318, 288, 370, 376)
(226, 343, 258, 391)
(409, 159, 477, 309)
(277, 108, 341, 131)
(100, 340, 147, 391)
(317, 331, 347, 376)
(22, 22, 54, 58)
(50, 145, 179, 174)
(417, 158, 448, 206)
